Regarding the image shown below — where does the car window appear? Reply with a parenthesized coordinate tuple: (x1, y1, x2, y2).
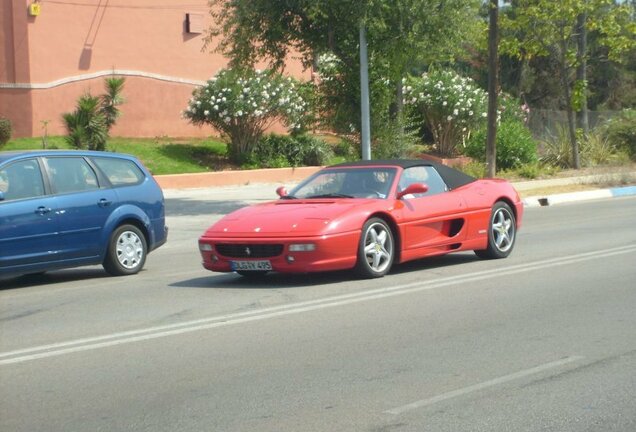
(46, 157, 99, 194)
(0, 159, 46, 201)
(291, 168, 396, 199)
(293, 171, 347, 198)
(92, 157, 145, 186)
(398, 166, 448, 198)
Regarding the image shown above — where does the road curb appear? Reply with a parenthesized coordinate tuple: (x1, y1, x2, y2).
(155, 166, 322, 189)
(522, 185, 636, 207)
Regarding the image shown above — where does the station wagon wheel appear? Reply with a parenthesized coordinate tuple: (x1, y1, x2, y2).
(103, 224, 147, 276)
(475, 201, 516, 260)
(355, 217, 394, 278)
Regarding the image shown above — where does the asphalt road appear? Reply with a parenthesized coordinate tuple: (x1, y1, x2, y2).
(1, 196, 635, 432)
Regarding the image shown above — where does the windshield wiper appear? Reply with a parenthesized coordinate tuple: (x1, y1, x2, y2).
(306, 193, 354, 199)
(280, 195, 298, 200)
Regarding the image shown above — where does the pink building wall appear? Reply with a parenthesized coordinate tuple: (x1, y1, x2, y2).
(0, 0, 308, 138)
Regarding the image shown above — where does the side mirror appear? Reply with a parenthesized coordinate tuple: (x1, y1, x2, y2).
(397, 183, 429, 200)
(276, 186, 288, 197)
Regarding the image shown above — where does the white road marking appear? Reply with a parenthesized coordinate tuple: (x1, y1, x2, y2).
(385, 356, 585, 415)
(1, 245, 634, 366)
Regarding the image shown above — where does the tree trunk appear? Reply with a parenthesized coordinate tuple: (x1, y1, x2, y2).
(486, 0, 499, 178)
(395, 80, 404, 136)
(559, 47, 580, 169)
(576, 12, 589, 134)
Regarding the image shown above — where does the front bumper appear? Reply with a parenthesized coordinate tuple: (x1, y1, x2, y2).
(199, 231, 359, 274)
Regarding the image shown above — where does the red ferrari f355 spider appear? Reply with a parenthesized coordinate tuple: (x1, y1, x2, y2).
(198, 160, 523, 278)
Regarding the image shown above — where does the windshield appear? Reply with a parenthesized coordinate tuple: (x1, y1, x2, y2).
(288, 167, 397, 199)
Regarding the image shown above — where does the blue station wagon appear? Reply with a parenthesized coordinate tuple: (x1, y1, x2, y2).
(0, 150, 168, 279)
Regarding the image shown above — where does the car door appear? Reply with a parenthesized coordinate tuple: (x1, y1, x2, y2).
(0, 158, 61, 272)
(398, 166, 469, 252)
(44, 156, 118, 260)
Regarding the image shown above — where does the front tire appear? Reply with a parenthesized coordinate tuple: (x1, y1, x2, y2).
(103, 224, 147, 276)
(355, 218, 394, 278)
(475, 201, 516, 259)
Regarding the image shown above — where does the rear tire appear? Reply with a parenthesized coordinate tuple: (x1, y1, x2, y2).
(475, 201, 516, 259)
(355, 218, 394, 278)
(103, 224, 147, 276)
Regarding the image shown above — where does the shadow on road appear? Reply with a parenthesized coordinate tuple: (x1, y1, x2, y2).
(0, 267, 109, 290)
(170, 269, 355, 289)
(391, 252, 479, 275)
(165, 198, 251, 217)
(171, 253, 480, 289)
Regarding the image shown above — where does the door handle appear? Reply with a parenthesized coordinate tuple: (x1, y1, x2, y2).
(98, 199, 112, 207)
(35, 206, 51, 215)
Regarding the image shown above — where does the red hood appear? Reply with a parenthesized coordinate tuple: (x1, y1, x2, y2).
(202, 199, 376, 236)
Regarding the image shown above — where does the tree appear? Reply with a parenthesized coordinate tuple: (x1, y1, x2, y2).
(206, 0, 480, 150)
(500, 0, 636, 169)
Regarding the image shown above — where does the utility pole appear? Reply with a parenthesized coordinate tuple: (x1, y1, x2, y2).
(360, 21, 371, 161)
(486, 0, 499, 178)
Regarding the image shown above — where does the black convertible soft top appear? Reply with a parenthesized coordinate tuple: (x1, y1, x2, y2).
(331, 159, 477, 190)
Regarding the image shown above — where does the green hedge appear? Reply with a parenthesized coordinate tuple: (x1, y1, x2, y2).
(252, 134, 334, 168)
(0, 117, 12, 148)
(604, 109, 636, 160)
(463, 119, 537, 170)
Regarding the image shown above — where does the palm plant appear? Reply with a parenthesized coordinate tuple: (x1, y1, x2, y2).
(63, 94, 107, 151)
(62, 77, 125, 151)
(101, 77, 126, 129)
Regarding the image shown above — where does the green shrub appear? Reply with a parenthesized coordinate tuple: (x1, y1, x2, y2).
(0, 117, 12, 148)
(515, 163, 540, 179)
(372, 117, 419, 159)
(333, 138, 356, 159)
(541, 123, 630, 168)
(62, 77, 125, 151)
(539, 124, 573, 168)
(63, 94, 109, 151)
(603, 109, 636, 160)
(405, 69, 488, 157)
(253, 134, 333, 168)
(252, 134, 294, 167)
(461, 161, 487, 178)
(581, 130, 631, 166)
(184, 68, 313, 164)
(464, 119, 538, 170)
(498, 94, 530, 123)
(294, 135, 334, 166)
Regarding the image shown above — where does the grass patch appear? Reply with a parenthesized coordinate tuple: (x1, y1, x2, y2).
(107, 137, 228, 175)
(4, 136, 230, 175)
(3, 136, 69, 151)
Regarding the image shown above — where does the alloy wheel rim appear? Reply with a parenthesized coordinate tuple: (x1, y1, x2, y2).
(492, 208, 514, 253)
(116, 231, 143, 269)
(364, 223, 393, 273)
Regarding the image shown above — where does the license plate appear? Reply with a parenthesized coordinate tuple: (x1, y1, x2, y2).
(230, 260, 272, 271)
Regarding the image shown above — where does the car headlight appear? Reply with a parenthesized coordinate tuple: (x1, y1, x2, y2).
(199, 243, 213, 251)
(289, 243, 316, 252)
